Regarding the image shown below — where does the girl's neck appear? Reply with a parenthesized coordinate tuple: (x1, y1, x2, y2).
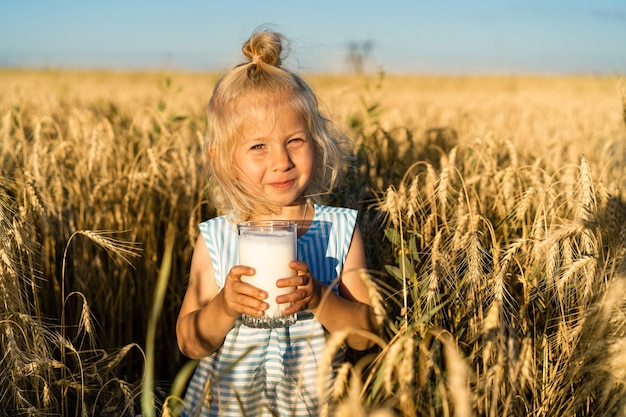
(251, 199, 312, 235)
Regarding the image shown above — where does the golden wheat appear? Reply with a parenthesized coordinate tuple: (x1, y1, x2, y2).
(2, 69, 626, 416)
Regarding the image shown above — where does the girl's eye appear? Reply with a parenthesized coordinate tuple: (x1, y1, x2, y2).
(288, 137, 305, 145)
(250, 144, 265, 151)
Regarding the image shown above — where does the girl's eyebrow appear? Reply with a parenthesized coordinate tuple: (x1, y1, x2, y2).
(284, 129, 308, 137)
(241, 129, 307, 143)
(238, 134, 266, 143)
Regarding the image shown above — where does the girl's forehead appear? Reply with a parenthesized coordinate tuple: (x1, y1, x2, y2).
(236, 92, 293, 113)
(236, 96, 305, 127)
(239, 106, 306, 138)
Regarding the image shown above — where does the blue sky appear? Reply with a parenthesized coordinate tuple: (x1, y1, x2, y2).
(1, 1, 625, 74)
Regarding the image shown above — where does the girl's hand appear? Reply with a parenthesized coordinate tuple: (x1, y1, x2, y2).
(276, 260, 323, 315)
(219, 265, 268, 318)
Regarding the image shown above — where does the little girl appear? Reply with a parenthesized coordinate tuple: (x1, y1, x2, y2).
(176, 30, 375, 416)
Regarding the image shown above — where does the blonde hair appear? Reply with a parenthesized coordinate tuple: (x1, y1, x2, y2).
(204, 31, 350, 222)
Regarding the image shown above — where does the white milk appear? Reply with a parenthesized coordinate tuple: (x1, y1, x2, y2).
(238, 227, 296, 320)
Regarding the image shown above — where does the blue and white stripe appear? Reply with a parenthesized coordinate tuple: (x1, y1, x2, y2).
(183, 204, 357, 417)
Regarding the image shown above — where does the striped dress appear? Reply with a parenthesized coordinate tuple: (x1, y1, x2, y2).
(182, 204, 357, 417)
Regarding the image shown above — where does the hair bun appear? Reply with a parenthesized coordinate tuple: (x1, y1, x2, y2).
(242, 31, 284, 67)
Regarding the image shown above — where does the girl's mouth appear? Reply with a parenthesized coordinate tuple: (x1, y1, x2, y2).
(269, 179, 295, 189)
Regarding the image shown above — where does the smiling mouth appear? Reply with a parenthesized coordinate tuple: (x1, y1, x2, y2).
(269, 180, 295, 189)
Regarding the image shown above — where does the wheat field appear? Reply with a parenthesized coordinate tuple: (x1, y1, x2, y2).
(1, 69, 625, 416)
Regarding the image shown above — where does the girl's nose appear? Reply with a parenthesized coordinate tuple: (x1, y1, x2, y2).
(271, 147, 294, 171)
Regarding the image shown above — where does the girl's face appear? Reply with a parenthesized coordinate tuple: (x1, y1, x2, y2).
(233, 102, 314, 210)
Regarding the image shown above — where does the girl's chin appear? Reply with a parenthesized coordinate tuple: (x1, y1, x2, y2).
(264, 189, 305, 203)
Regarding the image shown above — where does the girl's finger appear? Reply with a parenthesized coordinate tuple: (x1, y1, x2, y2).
(290, 260, 309, 274)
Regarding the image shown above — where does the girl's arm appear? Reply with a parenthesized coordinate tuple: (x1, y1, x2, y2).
(313, 225, 377, 350)
(176, 235, 268, 359)
(278, 225, 377, 350)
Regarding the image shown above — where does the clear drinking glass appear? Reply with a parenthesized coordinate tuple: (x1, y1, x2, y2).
(237, 220, 298, 328)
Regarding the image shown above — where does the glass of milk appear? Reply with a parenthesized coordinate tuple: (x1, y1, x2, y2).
(237, 220, 298, 328)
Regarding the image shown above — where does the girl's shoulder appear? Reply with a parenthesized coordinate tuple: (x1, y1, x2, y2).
(313, 203, 357, 220)
(199, 214, 229, 227)
(198, 215, 237, 239)
(309, 204, 358, 240)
